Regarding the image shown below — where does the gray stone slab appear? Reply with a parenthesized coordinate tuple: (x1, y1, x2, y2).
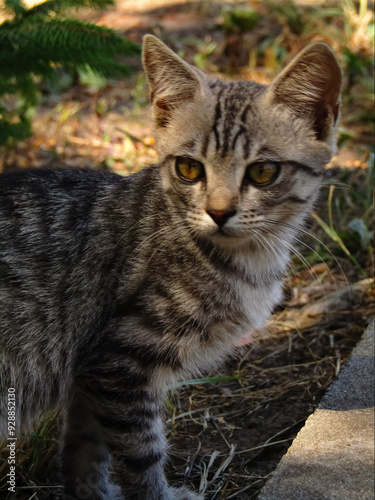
(258, 320, 375, 500)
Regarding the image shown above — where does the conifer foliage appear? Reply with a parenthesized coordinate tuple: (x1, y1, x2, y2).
(0, 0, 140, 145)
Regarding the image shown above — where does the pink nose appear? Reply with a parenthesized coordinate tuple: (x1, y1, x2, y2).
(207, 210, 236, 227)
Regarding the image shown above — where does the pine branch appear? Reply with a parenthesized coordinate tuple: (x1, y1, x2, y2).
(0, 75, 38, 107)
(0, 0, 140, 146)
(0, 118, 31, 145)
(4, 0, 26, 18)
(0, 18, 140, 78)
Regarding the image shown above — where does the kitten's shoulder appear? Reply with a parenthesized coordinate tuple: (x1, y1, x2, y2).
(0, 168, 121, 191)
(0, 166, 160, 194)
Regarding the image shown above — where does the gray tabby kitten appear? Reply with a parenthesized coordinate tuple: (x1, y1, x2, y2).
(0, 35, 341, 500)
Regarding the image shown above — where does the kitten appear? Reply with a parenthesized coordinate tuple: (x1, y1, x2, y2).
(0, 35, 341, 500)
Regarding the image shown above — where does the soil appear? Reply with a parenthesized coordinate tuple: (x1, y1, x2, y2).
(165, 305, 373, 499)
(0, 1, 374, 499)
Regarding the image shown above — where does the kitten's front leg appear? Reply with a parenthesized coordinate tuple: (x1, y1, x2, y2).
(101, 392, 204, 500)
(78, 355, 203, 500)
(62, 392, 123, 500)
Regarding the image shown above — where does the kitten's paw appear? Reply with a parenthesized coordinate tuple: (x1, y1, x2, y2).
(107, 482, 124, 500)
(169, 486, 204, 500)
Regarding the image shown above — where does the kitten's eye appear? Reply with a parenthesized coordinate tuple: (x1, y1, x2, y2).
(246, 162, 280, 186)
(176, 157, 205, 182)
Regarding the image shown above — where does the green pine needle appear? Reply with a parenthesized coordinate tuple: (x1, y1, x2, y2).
(0, 0, 140, 145)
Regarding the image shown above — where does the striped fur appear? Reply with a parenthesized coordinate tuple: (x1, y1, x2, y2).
(0, 36, 341, 499)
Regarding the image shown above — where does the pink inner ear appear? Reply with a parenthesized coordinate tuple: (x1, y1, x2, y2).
(234, 331, 254, 347)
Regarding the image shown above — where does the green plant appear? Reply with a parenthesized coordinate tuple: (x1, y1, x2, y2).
(220, 5, 259, 34)
(312, 178, 373, 278)
(178, 36, 217, 71)
(342, 47, 373, 90)
(0, 411, 61, 495)
(193, 40, 217, 70)
(130, 72, 149, 111)
(265, 0, 304, 36)
(0, 0, 140, 147)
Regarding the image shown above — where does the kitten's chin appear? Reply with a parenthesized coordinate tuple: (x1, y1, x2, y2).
(202, 229, 254, 250)
(192, 221, 262, 251)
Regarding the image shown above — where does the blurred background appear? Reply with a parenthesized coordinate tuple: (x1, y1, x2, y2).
(0, 1, 374, 499)
(0, 0, 373, 174)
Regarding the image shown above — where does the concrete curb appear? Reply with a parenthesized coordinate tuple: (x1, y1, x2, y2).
(258, 320, 375, 500)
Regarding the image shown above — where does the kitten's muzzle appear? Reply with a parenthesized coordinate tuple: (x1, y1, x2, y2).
(207, 209, 237, 227)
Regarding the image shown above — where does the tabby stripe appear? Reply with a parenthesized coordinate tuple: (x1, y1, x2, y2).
(0, 263, 25, 288)
(208, 80, 223, 90)
(95, 413, 153, 433)
(242, 135, 251, 159)
(169, 312, 206, 338)
(240, 104, 251, 123)
(97, 388, 154, 405)
(120, 451, 164, 473)
(212, 90, 224, 151)
(287, 195, 310, 204)
(261, 191, 311, 208)
(153, 282, 177, 304)
(201, 133, 210, 157)
(289, 160, 322, 177)
(193, 236, 279, 288)
(90, 366, 148, 385)
(91, 385, 155, 407)
(101, 332, 181, 369)
(232, 125, 246, 150)
(114, 285, 205, 343)
(221, 94, 237, 157)
(113, 294, 165, 335)
(140, 432, 161, 444)
(256, 145, 278, 158)
(238, 103, 252, 157)
(181, 139, 197, 151)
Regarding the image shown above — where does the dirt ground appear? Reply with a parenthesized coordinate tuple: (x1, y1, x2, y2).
(0, 1, 374, 499)
(166, 307, 373, 498)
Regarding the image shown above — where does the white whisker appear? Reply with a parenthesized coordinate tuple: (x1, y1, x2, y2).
(263, 218, 350, 292)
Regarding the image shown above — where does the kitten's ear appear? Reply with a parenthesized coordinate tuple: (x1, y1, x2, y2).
(142, 35, 201, 128)
(266, 42, 342, 141)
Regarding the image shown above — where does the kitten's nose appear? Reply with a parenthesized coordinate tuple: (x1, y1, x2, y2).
(207, 209, 236, 227)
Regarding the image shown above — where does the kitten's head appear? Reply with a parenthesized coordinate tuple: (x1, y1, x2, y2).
(142, 35, 341, 255)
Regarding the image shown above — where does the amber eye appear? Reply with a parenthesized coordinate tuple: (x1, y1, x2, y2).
(176, 157, 205, 182)
(246, 162, 280, 186)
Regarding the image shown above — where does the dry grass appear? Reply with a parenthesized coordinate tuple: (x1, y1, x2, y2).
(0, 0, 374, 498)
(165, 280, 373, 499)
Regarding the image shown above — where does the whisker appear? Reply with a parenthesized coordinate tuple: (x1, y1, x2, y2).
(271, 233, 333, 308)
(262, 218, 350, 293)
(116, 213, 160, 247)
(128, 225, 176, 262)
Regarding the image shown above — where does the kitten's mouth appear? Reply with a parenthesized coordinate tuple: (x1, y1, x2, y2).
(211, 227, 238, 241)
(206, 227, 249, 248)
(216, 227, 231, 237)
